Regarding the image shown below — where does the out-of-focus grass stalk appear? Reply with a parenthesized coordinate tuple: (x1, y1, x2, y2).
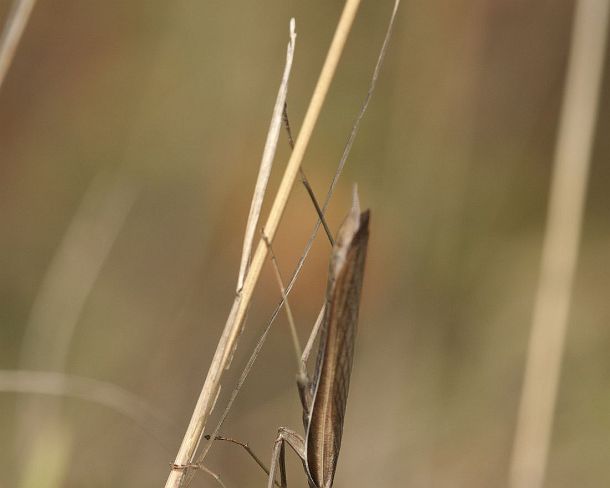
(509, 1, 610, 487)
(0, 0, 36, 91)
(1, 370, 168, 434)
(165, 2, 362, 486)
(17, 173, 138, 488)
(19, 174, 137, 373)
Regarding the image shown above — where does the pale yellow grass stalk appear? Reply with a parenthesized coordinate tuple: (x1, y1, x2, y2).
(509, 1, 610, 487)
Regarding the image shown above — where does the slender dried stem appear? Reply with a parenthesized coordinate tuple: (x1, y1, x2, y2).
(165, 3, 362, 486)
(237, 19, 297, 291)
(509, 2, 610, 487)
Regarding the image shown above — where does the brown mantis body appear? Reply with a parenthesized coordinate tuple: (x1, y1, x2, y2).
(265, 192, 369, 488)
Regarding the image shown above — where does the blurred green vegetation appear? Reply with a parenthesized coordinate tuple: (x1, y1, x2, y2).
(1, 1, 609, 487)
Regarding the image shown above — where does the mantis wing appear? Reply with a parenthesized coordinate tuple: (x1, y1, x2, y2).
(306, 195, 369, 488)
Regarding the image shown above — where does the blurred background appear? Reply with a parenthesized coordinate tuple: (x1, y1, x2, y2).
(1, 1, 609, 486)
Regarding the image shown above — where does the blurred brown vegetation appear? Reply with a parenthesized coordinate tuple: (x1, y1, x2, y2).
(1, 1, 609, 487)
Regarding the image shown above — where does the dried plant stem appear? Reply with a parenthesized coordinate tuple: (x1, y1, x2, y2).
(237, 19, 297, 291)
(509, 1, 610, 487)
(164, 2, 362, 486)
(0, 0, 36, 91)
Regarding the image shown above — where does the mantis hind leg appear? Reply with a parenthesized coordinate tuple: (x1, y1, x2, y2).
(267, 427, 306, 488)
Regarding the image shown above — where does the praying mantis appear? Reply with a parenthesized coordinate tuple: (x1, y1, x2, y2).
(169, 2, 398, 485)
(209, 190, 369, 488)
(263, 189, 370, 488)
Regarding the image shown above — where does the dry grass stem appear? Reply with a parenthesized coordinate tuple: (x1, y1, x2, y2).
(0, 0, 37, 91)
(237, 19, 297, 291)
(165, 3, 362, 485)
(509, 1, 610, 487)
